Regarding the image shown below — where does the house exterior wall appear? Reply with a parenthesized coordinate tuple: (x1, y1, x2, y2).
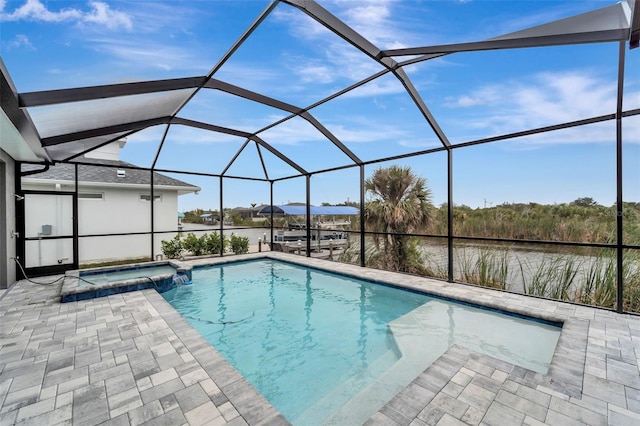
(23, 193, 74, 268)
(0, 149, 16, 289)
(84, 140, 124, 161)
(76, 187, 178, 263)
(21, 179, 180, 265)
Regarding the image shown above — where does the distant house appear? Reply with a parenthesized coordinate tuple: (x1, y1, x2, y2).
(200, 213, 216, 225)
(232, 205, 269, 222)
(20, 141, 200, 265)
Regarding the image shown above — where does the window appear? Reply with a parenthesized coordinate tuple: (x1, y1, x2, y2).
(79, 193, 104, 200)
(140, 194, 162, 202)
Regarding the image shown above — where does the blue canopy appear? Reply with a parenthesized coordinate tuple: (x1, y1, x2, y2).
(257, 205, 359, 216)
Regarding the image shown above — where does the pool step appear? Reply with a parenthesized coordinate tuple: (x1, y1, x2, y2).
(295, 303, 455, 425)
(292, 347, 399, 425)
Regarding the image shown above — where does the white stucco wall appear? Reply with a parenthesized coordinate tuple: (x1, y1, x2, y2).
(23, 193, 74, 268)
(20, 179, 181, 265)
(76, 186, 178, 263)
(0, 149, 17, 289)
(84, 140, 125, 161)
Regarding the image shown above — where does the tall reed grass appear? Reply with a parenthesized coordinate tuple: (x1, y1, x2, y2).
(574, 250, 640, 311)
(455, 247, 511, 290)
(337, 237, 640, 313)
(452, 247, 640, 313)
(518, 255, 581, 301)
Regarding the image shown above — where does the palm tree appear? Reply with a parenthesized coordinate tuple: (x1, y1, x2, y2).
(365, 165, 434, 273)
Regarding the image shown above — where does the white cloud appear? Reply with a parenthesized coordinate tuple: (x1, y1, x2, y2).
(294, 61, 335, 84)
(82, 1, 133, 31)
(342, 77, 405, 98)
(272, 0, 414, 94)
(444, 87, 501, 107)
(338, 0, 408, 50)
(0, 0, 132, 30)
(4, 34, 35, 50)
(86, 37, 207, 73)
(444, 70, 640, 145)
(256, 113, 418, 148)
(1, 0, 81, 22)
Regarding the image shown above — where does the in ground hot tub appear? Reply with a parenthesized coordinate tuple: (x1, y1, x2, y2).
(61, 260, 192, 302)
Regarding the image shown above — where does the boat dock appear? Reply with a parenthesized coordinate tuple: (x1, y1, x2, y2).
(268, 239, 348, 259)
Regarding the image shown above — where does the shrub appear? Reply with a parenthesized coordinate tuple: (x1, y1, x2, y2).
(230, 233, 249, 255)
(161, 234, 184, 259)
(183, 233, 206, 256)
(204, 232, 226, 254)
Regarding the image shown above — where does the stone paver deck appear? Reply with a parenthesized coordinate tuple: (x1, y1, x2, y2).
(1, 252, 639, 425)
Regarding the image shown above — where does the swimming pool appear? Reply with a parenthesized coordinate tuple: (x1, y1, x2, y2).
(162, 259, 561, 425)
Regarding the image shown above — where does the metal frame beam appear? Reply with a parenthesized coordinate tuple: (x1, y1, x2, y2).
(282, 0, 450, 149)
(255, 143, 270, 180)
(62, 130, 143, 162)
(222, 140, 251, 176)
(384, 3, 630, 57)
(170, 117, 308, 175)
(281, 0, 391, 66)
(392, 67, 451, 148)
(630, 0, 640, 48)
(204, 79, 363, 165)
(384, 31, 628, 57)
(251, 136, 308, 176)
(616, 41, 626, 313)
(40, 117, 171, 147)
(19, 77, 206, 108)
(1, 60, 49, 161)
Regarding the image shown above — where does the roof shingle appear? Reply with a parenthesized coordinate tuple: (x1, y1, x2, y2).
(21, 159, 198, 188)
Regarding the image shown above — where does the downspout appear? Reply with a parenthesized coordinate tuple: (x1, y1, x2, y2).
(21, 164, 50, 176)
(73, 164, 78, 269)
(15, 162, 25, 279)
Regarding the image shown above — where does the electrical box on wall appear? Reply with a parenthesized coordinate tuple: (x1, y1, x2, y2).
(41, 224, 52, 235)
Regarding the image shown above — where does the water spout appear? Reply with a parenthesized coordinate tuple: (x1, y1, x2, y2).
(173, 274, 192, 286)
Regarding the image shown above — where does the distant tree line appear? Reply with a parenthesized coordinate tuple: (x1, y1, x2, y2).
(180, 185, 640, 245)
(431, 200, 639, 244)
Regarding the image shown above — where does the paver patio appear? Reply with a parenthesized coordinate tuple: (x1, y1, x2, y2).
(1, 252, 639, 425)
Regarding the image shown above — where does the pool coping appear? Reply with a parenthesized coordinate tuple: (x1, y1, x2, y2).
(2, 252, 639, 425)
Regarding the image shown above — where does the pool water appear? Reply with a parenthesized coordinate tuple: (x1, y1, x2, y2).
(162, 259, 561, 425)
(80, 264, 176, 285)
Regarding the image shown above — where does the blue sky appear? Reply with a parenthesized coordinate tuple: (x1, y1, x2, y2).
(1, 0, 639, 211)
